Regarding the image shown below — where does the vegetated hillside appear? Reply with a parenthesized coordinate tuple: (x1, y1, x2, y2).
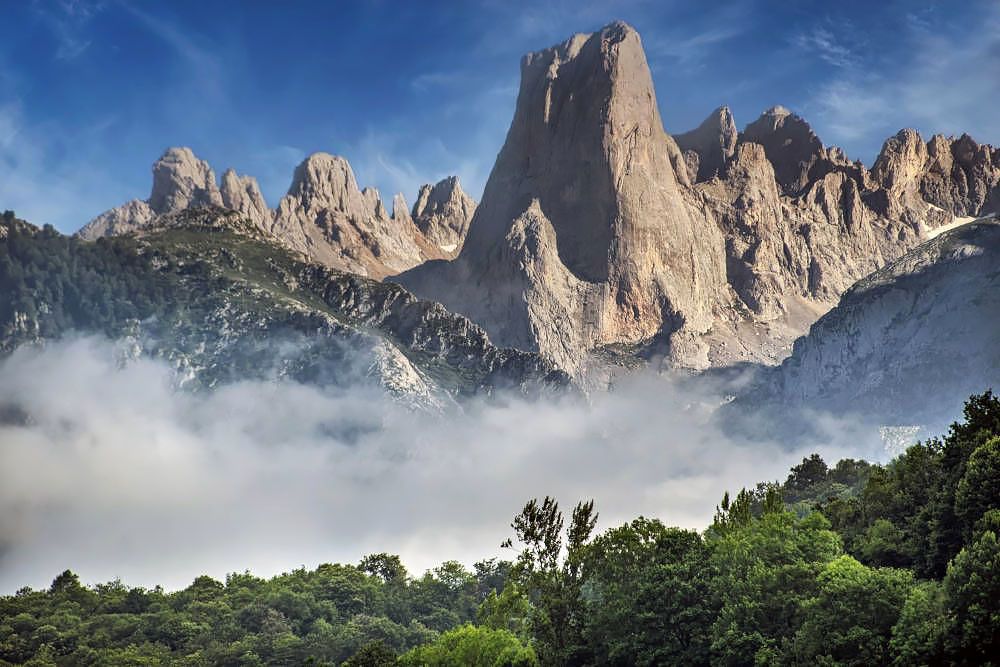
(2, 392, 997, 666)
(0, 210, 568, 409)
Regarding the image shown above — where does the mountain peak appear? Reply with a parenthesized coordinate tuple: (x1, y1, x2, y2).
(741, 106, 826, 194)
(398, 23, 728, 373)
(149, 146, 222, 214)
(675, 105, 738, 181)
(411, 177, 476, 254)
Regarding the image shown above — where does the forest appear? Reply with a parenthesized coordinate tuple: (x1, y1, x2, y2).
(1, 390, 998, 665)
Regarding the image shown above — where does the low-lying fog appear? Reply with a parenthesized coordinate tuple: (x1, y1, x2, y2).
(0, 336, 890, 593)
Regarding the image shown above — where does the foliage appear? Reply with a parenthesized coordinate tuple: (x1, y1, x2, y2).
(398, 625, 536, 666)
(1, 392, 997, 665)
(0, 558, 505, 666)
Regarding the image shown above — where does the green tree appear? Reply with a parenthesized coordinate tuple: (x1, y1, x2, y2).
(343, 640, 399, 666)
(581, 519, 712, 665)
(398, 625, 536, 667)
(502, 497, 596, 665)
(791, 555, 912, 666)
(954, 436, 1000, 538)
(889, 581, 947, 667)
(708, 509, 841, 665)
(943, 523, 1000, 664)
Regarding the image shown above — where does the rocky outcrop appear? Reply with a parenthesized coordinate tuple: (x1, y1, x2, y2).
(269, 152, 449, 278)
(411, 177, 476, 256)
(920, 133, 1000, 216)
(399, 23, 994, 377)
(744, 216, 1000, 426)
(79, 148, 475, 279)
(674, 106, 738, 182)
(78, 199, 156, 240)
(220, 169, 270, 230)
(869, 129, 1000, 220)
(80, 148, 234, 240)
(739, 106, 831, 195)
(397, 21, 730, 374)
(149, 147, 223, 212)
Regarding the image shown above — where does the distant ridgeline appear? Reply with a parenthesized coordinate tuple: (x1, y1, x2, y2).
(0, 210, 569, 410)
(2, 392, 998, 665)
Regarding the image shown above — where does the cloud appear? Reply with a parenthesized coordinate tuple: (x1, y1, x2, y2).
(793, 25, 858, 69)
(649, 25, 743, 65)
(805, 4, 1000, 161)
(0, 101, 130, 230)
(31, 0, 102, 62)
(0, 336, 889, 593)
(119, 2, 228, 105)
(411, 70, 471, 92)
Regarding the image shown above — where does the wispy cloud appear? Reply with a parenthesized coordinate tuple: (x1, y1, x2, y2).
(119, 2, 228, 105)
(793, 25, 859, 69)
(0, 101, 130, 230)
(649, 25, 742, 65)
(411, 70, 470, 92)
(805, 4, 1000, 161)
(31, 0, 103, 61)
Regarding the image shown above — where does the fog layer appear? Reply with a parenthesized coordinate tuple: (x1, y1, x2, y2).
(0, 337, 886, 592)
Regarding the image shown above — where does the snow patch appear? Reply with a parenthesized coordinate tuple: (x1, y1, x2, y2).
(927, 215, 978, 239)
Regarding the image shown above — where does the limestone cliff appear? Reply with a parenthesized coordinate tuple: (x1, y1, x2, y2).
(398, 22, 994, 377)
(397, 22, 730, 374)
(744, 216, 1000, 425)
(674, 105, 738, 182)
(78, 148, 475, 279)
(411, 176, 476, 256)
(269, 152, 448, 278)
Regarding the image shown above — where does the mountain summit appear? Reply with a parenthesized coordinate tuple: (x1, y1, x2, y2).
(397, 22, 999, 378)
(78, 149, 477, 279)
(398, 21, 729, 374)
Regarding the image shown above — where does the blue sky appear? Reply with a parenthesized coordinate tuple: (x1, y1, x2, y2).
(2, 0, 999, 233)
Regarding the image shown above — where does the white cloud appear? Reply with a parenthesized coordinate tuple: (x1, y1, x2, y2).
(805, 5, 1000, 161)
(31, 0, 101, 62)
(0, 337, 888, 593)
(0, 102, 130, 230)
(793, 25, 859, 69)
(649, 25, 743, 65)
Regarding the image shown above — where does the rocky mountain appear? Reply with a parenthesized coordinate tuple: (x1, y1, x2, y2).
(674, 105, 737, 182)
(411, 176, 477, 256)
(78, 149, 477, 279)
(396, 21, 997, 380)
(739, 215, 1000, 427)
(4, 211, 567, 410)
(398, 22, 731, 376)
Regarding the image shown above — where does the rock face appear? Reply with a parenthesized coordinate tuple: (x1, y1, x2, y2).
(398, 22, 730, 374)
(269, 152, 448, 278)
(78, 148, 476, 279)
(740, 106, 852, 196)
(79, 199, 156, 239)
(398, 22, 996, 377)
(745, 216, 1000, 426)
(220, 168, 270, 230)
(73, 22, 999, 382)
(149, 147, 223, 212)
(411, 176, 476, 256)
(919, 134, 1000, 216)
(80, 148, 235, 240)
(674, 106, 738, 182)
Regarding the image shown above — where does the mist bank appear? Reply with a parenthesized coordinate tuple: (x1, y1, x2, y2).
(0, 336, 890, 593)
